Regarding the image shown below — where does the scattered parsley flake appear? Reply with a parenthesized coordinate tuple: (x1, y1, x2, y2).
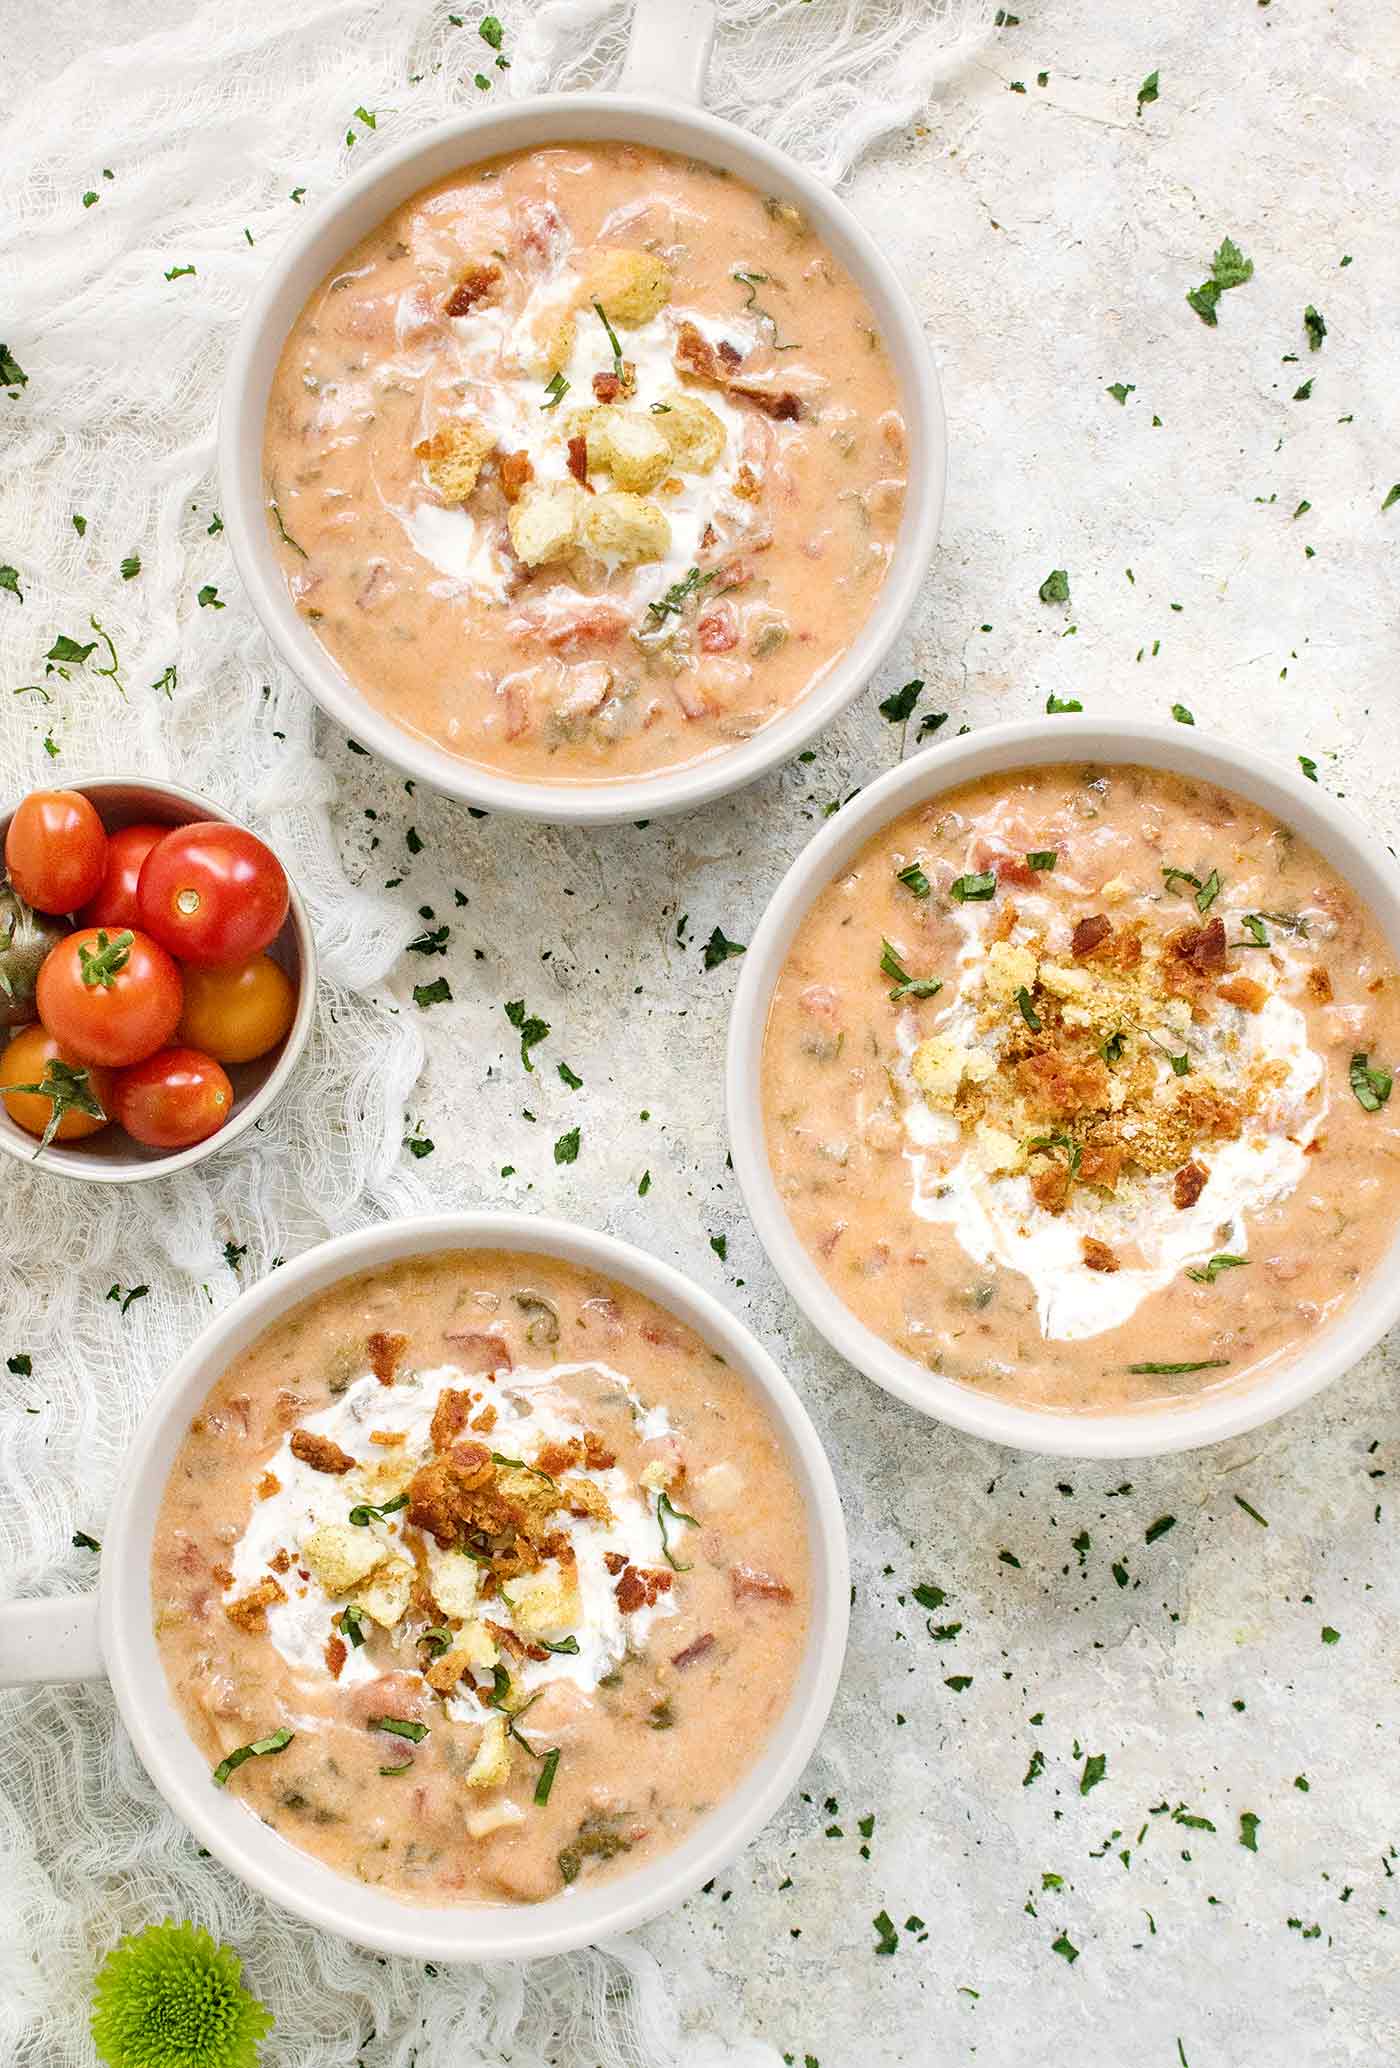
(1293, 379, 1314, 402)
(196, 584, 224, 609)
(1051, 1933, 1080, 1965)
(1299, 754, 1319, 781)
(703, 926, 746, 970)
(0, 344, 28, 390)
(412, 977, 452, 1008)
(1303, 305, 1327, 351)
(879, 678, 923, 723)
(164, 264, 196, 282)
(557, 1061, 582, 1090)
(0, 565, 21, 601)
(1239, 1811, 1261, 1851)
(1038, 567, 1070, 605)
(1136, 69, 1159, 114)
(1145, 1515, 1176, 1543)
(1349, 1053, 1392, 1112)
(1045, 692, 1083, 713)
(1106, 382, 1135, 405)
(504, 999, 549, 1069)
(553, 1126, 580, 1165)
(872, 1911, 899, 1956)
(1171, 703, 1195, 725)
(119, 554, 141, 581)
(1080, 1752, 1107, 1795)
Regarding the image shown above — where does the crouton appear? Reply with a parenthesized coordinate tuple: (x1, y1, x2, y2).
(507, 483, 582, 567)
(465, 1711, 512, 1789)
(1039, 962, 1092, 999)
(301, 1522, 385, 1597)
(224, 1575, 286, 1634)
(1306, 966, 1333, 1004)
(414, 419, 493, 504)
(466, 1800, 526, 1839)
(1029, 1159, 1071, 1214)
(974, 1123, 1026, 1174)
(984, 940, 1039, 1002)
(911, 1035, 970, 1109)
(586, 248, 672, 326)
(426, 1546, 481, 1620)
(513, 1570, 582, 1640)
(561, 1476, 614, 1524)
(576, 490, 670, 567)
(584, 409, 671, 492)
(1071, 914, 1113, 959)
(430, 1388, 475, 1453)
(523, 309, 575, 378)
(653, 391, 726, 472)
(358, 1555, 414, 1629)
(638, 1456, 681, 1495)
(1173, 1160, 1209, 1210)
(1078, 1144, 1124, 1190)
(290, 1429, 356, 1475)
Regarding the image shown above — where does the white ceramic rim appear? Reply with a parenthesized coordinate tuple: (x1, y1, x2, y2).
(726, 716, 1400, 1460)
(0, 773, 317, 1184)
(95, 1213, 849, 1959)
(218, 90, 945, 825)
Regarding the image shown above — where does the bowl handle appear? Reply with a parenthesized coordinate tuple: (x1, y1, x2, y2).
(620, 0, 716, 105)
(0, 1593, 104, 1686)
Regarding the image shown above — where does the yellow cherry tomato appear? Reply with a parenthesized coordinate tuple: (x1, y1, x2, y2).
(176, 953, 297, 1065)
(1, 1023, 116, 1146)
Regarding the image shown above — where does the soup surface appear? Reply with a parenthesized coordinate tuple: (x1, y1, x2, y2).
(761, 762, 1400, 1414)
(263, 141, 905, 784)
(153, 1250, 809, 1904)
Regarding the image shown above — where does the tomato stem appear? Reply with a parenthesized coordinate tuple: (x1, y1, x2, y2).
(77, 929, 133, 989)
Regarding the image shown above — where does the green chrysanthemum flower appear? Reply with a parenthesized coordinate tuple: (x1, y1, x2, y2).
(90, 1919, 272, 2068)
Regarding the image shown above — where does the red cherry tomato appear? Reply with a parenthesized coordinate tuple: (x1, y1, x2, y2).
(78, 822, 167, 932)
(112, 1046, 234, 1149)
(36, 927, 183, 1068)
(5, 790, 108, 915)
(137, 823, 289, 966)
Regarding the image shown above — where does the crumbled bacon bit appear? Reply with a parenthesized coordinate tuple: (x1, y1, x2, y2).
(672, 1633, 716, 1669)
(1081, 1236, 1120, 1273)
(269, 1549, 292, 1575)
(1029, 1159, 1072, 1215)
(368, 1331, 409, 1385)
(1173, 1160, 1209, 1210)
(290, 1429, 356, 1475)
(1016, 1049, 1110, 1120)
(592, 370, 622, 403)
(444, 262, 501, 318)
(211, 1562, 233, 1589)
(730, 1564, 794, 1604)
(426, 1648, 467, 1693)
(1306, 966, 1333, 1004)
(673, 319, 801, 419)
(224, 1575, 285, 1634)
(733, 463, 763, 500)
(324, 1635, 347, 1679)
(717, 339, 743, 369)
(583, 1430, 616, 1471)
(498, 450, 534, 503)
(732, 380, 802, 421)
(697, 605, 738, 653)
(256, 1471, 281, 1500)
(369, 1428, 406, 1446)
(603, 1550, 629, 1576)
(429, 1388, 475, 1453)
(1077, 1144, 1124, 1191)
(442, 1330, 512, 1374)
(536, 1436, 585, 1478)
(615, 1566, 648, 1613)
(1219, 975, 1268, 1013)
(566, 435, 589, 486)
(1167, 917, 1228, 978)
(1071, 913, 1112, 959)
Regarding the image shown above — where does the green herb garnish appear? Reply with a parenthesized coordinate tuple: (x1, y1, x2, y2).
(731, 267, 799, 349)
(1350, 1052, 1392, 1112)
(1099, 1031, 1126, 1064)
(1015, 986, 1041, 1031)
(657, 1489, 698, 1572)
(1185, 1254, 1248, 1284)
(491, 1450, 557, 1485)
(591, 299, 624, 379)
(541, 370, 569, 410)
(646, 565, 716, 623)
(535, 1747, 561, 1804)
(896, 861, 931, 899)
(703, 926, 746, 969)
(1045, 692, 1083, 713)
(368, 1715, 429, 1743)
(504, 997, 549, 1069)
(339, 1604, 368, 1647)
(0, 1057, 107, 1155)
(347, 1492, 409, 1526)
(1038, 568, 1070, 604)
(879, 940, 942, 1003)
(212, 1727, 293, 1785)
(949, 872, 997, 903)
(271, 500, 308, 559)
(1026, 850, 1057, 870)
(1127, 1360, 1228, 1376)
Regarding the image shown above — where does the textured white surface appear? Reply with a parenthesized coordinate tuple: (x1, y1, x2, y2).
(3, 1, 1399, 2064)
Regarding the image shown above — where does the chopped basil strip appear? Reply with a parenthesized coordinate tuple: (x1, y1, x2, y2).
(419, 1625, 452, 1658)
(534, 1747, 561, 1804)
(1195, 868, 1223, 914)
(540, 1634, 581, 1656)
(949, 872, 996, 903)
(896, 861, 931, 899)
(491, 1450, 557, 1485)
(592, 298, 624, 378)
(1125, 1359, 1229, 1375)
(1350, 1052, 1392, 1112)
(379, 1759, 414, 1775)
(348, 1492, 409, 1526)
(647, 565, 715, 623)
(657, 1489, 699, 1572)
(1161, 864, 1202, 895)
(1185, 1254, 1249, 1285)
(1026, 850, 1057, 871)
(339, 1604, 368, 1648)
(879, 939, 942, 1003)
(212, 1727, 294, 1785)
(1100, 1031, 1126, 1064)
(1240, 913, 1269, 946)
(1015, 986, 1041, 1031)
(369, 1716, 429, 1743)
(541, 370, 569, 410)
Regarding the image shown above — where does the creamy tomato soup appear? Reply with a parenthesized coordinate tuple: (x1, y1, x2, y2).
(153, 1251, 808, 1904)
(262, 142, 905, 783)
(761, 763, 1400, 1414)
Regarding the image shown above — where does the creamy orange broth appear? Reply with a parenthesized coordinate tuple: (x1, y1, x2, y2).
(262, 142, 905, 784)
(153, 1251, 808, 1904)
(761, 763, 1400, 1415)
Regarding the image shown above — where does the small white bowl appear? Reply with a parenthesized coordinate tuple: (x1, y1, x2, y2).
(0, 775, 315, 1183)
(219, 0, 945, 825)
(0, 1214, 849, 1960)
(727, 716, 1400, 1459)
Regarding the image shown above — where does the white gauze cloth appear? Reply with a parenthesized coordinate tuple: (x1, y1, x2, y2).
(0, 2, 994, 2062)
